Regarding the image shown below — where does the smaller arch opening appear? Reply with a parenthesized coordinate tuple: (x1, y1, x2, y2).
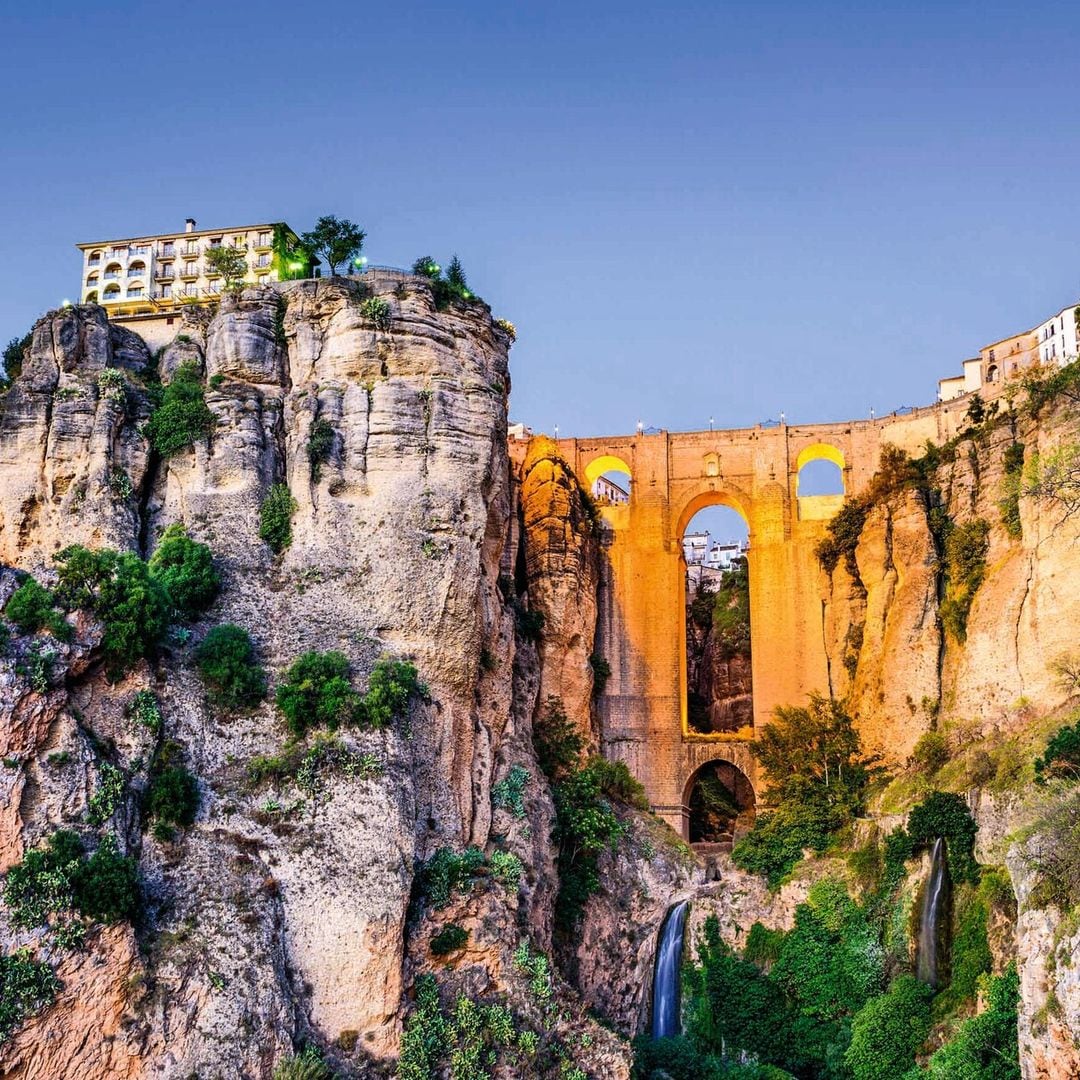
(986, 364, 999, 384)
(85, 291, 98, 304)
(684, 759, 755, 845)
(584, 454, 632, 506)
(796, 443, 846, 496)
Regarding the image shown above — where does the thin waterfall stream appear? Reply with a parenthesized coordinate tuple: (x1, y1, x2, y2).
(916, 836, 950, 988)
(651, 900, 690, 1039)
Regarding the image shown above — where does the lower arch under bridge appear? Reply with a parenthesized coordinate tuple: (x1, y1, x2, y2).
(536, 405, 970, 838)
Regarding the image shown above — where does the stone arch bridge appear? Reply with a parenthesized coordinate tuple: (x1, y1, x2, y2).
(540, 402, 970, 837)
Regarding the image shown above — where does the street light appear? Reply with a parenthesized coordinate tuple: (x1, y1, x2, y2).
(554, 424, 559, 439)
(636, 419, 644, 435)
(709, 416, 714, 431)
(354, 256, 368, 274)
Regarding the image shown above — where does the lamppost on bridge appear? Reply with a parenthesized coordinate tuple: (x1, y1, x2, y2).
(709, 416, 714, 431)
(554, 424, 559, 440)
(636, 419, 644, 435)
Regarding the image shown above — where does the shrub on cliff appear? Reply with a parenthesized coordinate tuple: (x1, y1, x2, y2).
(4, 830, 139, 929)
(195, 624, 266, 711)
(1035, 719, 1080, 782)
(53, 545, 171, 678)
(907, 790, 979, 884)
(0, 949, 60, 1042)
(5, 577, 71, 640)
(272, 1046, 335, 1080)
(144, 742, 199, 841)
(733, 695, 877, 887)
(148, 524, 220, 618)
(939, 518, 990, 643)
(275, 650, 360, 738)
(144, 361, 215, 458)
(2, 332, 31, 382)
(259, 484, 297, 554)
(918, 965, 1019, 1078)
(845, 975, 932, 1080)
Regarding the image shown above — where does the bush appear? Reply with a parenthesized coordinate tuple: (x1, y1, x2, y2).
(532, 697, 585, 780)
(908, 791, 979, 884)
(492, 765, 530, 818)
(359, 296, 391, 330)
(144, 362, 215, 457)
(144, 748, 199, 838)
(75, 833, 140, 923)
(911, 731, 949, 775)
(1026, 789, 1080, 909)
(584, 754, 650, 810)
(921, 965, 1019, 1078)
(1035, 721, 1080, 782)
(148, 525, 220, 618)
(490, 850, 523, 890)
(940, 519, 990, 643)
(86, 762, 126, 825)
(430, 924, 469, 956)
(589, 652, 611, 696)
(362, 657, 422, 727)
(0, 949, 60, 1042)
(419, 847, 485, 909)
(998, 441, 1025, 540)
(272, 1045, 334, 1080)
(5, 577, 70, 640)
(733, 694, 877, 887)
(275, 651, 360, 739)
(259, 484, 297, 554)
(845, 975, 933, 1080)
(306, 419, 336, 480)
(744, 922, 785, 969)
(934, 883, 992, 1018)
(126, 689, 163, 734)
(4, 831, 139, 929)
(195, 624, 266, 711)
(2, 332, 31, 382)
(53, 545, 171, 678)
(816, 494, 871, 576)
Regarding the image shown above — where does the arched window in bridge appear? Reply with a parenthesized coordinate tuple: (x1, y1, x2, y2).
(681, 501, 751, 735)
(796, 443, 845, 497)
(684, 758, 755, 845)
(584, 454, 631, 508)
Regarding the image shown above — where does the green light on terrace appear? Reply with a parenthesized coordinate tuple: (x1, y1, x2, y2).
(289, 261, 303, 271)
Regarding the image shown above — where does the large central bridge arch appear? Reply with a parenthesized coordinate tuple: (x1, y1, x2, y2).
(512, 403, 972, 837)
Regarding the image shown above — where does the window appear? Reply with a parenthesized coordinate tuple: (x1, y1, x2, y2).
(127, 286, 144, 298)
(257, 275, 268, 285)
(88, 251, 102, 265)
(162, 284, 172, 298)
(184, 262, 198, 276)
(209, 237, 222, 248)
(232, 235, 245, 247)
(258, 231, 271, 247)
(161, 242, 175, 257)
(86, 274, 99, 286)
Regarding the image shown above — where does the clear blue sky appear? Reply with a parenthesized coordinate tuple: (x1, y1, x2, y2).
(2, 2, 1078, 437)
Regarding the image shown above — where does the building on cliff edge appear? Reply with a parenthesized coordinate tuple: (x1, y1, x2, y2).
(75, 218, 315, 347)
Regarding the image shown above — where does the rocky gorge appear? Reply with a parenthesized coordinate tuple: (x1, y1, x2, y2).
(0, 274, 1078, 1079)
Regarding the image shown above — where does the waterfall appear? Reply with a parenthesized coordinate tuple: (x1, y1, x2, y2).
(651, 900, 690, 1039)
(916, 836, 950, 988)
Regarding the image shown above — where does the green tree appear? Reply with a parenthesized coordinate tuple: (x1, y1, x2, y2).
(259, 484, 297, 554)
(0, 949, 60, 1041)
(148, 524, 220, 618)
(194, 624, 266, 711)
(5, 577, 70, 640)
(2, 332, 31, 381)
(845, 975, 932, 1080)
(275, 650, 360, 739)
(204, 244, 249, 292)
(411, 256, 441, 279)
(144, 362, 215, 458)
(53, 545, 171, 678)
(300, 215, 366, 276)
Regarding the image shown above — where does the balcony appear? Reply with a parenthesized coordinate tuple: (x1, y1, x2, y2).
(128, 246, 150, 257)
(156, 269, 175, 281)
(127, 268, 145, 278)
(103, 272, 120, 281)
(254, 235, 273, 251)
(179, 265, 201, 280)
(254, 257, 273, 270)
(181, 245, 201, 257)
(159, 245, 175, 258)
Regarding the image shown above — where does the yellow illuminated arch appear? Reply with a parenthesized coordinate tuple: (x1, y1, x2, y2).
(675, 488, 750, 541)
(584, 454, 632, 488)
(796, 443, 846, 495)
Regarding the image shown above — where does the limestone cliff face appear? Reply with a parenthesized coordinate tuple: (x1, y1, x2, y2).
(0, 280, 629, 1079)
(519, 436, 601, 738)
(822, 401, 1080, 762)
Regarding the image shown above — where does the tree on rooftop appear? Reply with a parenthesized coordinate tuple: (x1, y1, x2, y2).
(301, 216, 366, 277)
